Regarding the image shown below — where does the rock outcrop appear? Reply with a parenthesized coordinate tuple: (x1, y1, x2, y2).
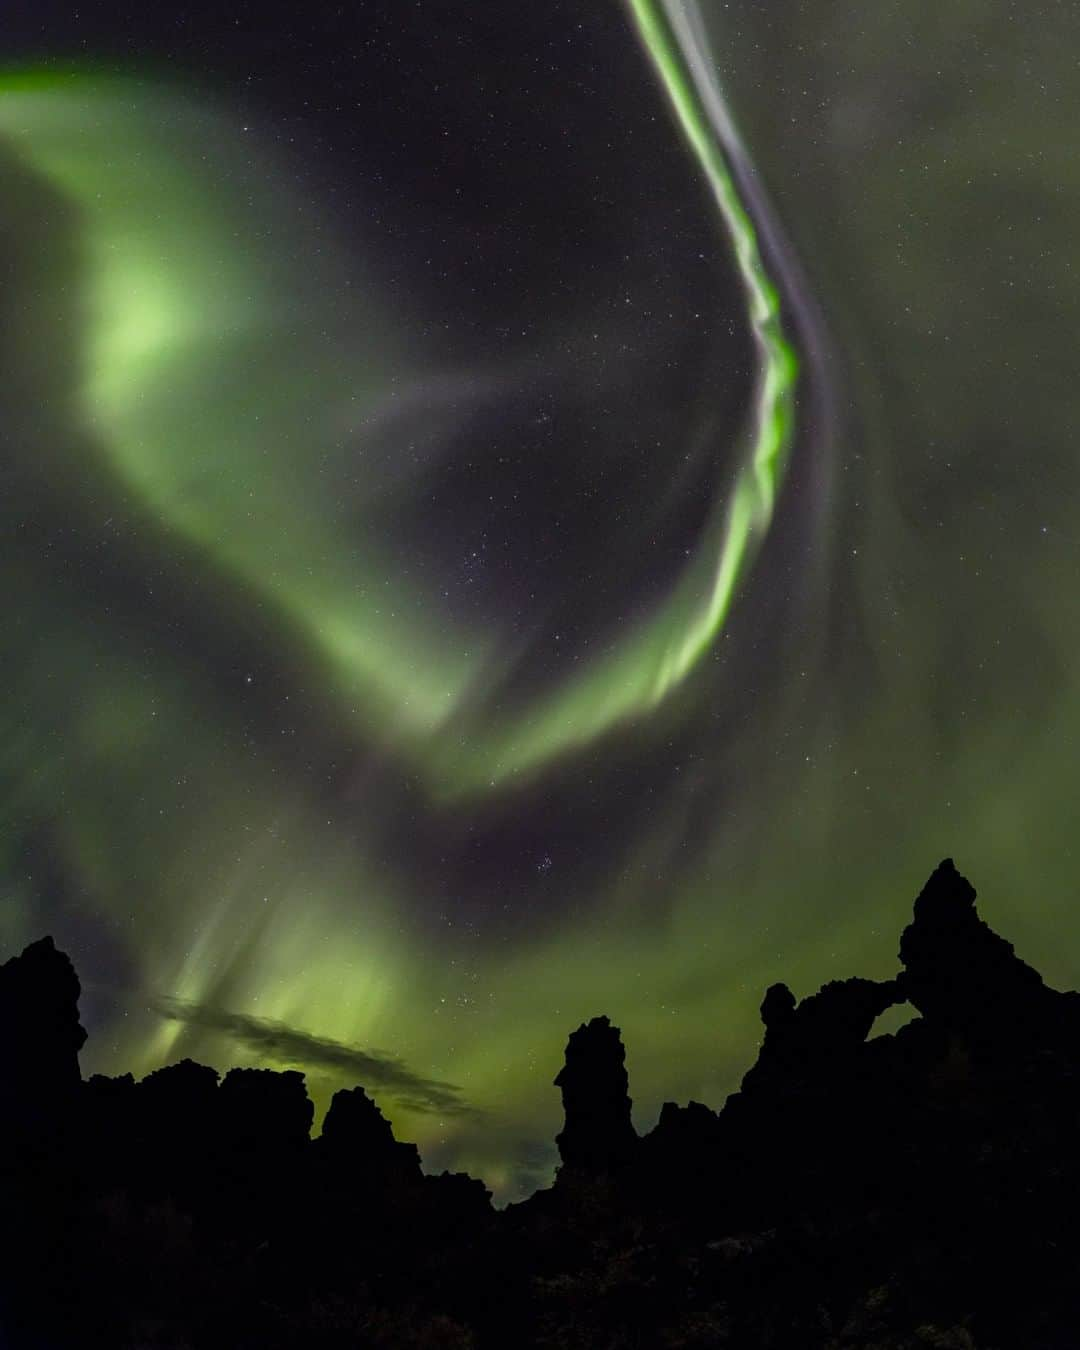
(3, 859, 1080, 1349)
(897, 856, 1071, 1062)
(740, 974, 904, 1096)
(0, 935, 86, 1133)
(553, 1014, 638, 1176)
(316, 1083, 422, 1185)
(218, 1065, 314, 1154)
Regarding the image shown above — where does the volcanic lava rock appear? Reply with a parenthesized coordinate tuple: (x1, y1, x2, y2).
(554, 1014, 638, 1176)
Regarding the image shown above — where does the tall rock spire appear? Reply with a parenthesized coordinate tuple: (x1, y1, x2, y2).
(554, 1014, 638, 1175)
(897, 857, 1055, 1055)
(0, 935, 86, 1130)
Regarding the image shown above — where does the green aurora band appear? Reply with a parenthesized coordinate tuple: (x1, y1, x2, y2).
(0, 5, 798, 801)
(6, 0, 1079, 1205)
(0, 16, 808, 1197)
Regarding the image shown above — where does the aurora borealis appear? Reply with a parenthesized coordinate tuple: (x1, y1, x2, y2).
(4, 0, 1080, 1200)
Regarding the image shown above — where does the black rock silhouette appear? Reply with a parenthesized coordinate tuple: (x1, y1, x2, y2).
(135, 1058, 221, 1192)
(218, 1065, 314, 1154)
(0, 935, 86, 1132)
(139, 1057, 220, 1131)
(897, 857, 1062, 1061)
(83, 1070, 136, 1112)
(316, 1083, 422, 1185)
(5, 860, 1080, 1350)
(741, 975, 904, 1096)
(421, 1168, 495, 1242)
(554, 1014, 638, 1175)
(82, 1072, 138, 1180)
(638, 1098, 724, 1209)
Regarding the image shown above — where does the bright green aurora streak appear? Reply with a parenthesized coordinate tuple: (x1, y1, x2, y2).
(0, 5, 826, 1205)
(6, 0, 1080, 1209)
(0, 9, 798, 800)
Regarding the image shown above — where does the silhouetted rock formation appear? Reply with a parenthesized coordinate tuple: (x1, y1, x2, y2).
(7, 859, 1080, 1349)
(741, 974, 904, 1096)
(637, 1097, 724, 1211)
(897, 856, 1069, 1065)
(140, 1057, 220, 1149)
(0, 934, 85, 1132)
(554, 1014, 638, 1176)
(315, 1083, 422, 1186)
(311, 1080, 421, 1209)
(218, 1065, 314, 1153)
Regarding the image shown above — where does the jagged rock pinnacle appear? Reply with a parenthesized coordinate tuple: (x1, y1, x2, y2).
(554, 1014, 638, 1175)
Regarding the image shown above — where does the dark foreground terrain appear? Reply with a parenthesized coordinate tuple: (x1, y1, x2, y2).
(3, 859, 1079, 1348)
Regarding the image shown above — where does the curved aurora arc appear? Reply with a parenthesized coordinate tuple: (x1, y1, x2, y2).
(0, 2, 809, 800)
(0, 3, 845, 1203)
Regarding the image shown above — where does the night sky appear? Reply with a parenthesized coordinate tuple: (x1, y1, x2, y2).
(3, 0, 1079, 1202)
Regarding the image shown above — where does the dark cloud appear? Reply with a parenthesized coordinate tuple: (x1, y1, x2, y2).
(152, 995, 479, 1118)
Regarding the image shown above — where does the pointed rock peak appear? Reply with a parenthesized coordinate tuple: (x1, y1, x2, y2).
(319, 1085, 422, 1179)
(911, 858, 977, 922)
(899, 860, 1049, 1042)
(22, 935, 57, 955)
